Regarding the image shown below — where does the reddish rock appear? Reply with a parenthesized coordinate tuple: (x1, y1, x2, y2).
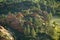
(16, 12, 24, 18)
(6, 13, 23, 33)
(6, 13, 16, 22)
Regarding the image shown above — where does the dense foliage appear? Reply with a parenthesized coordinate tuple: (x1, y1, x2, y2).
(0, 0, 60, 15)
(0, 0, 60, 40)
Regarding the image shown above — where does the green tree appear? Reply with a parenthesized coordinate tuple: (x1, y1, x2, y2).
(33, 16, 43, 27)
(35, 26, 39, 33)
(29, 17, 33, 22)
(24, 27, 27, 35)
(27, 25, 30, 35)
(24, 25, 30, 36)
(31, 28, 36, 37)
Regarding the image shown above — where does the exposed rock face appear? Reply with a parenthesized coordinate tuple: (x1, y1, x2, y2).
(16, 12, 24, 18)
(0, 26, 14, 40)
(6, 13, 23, 33)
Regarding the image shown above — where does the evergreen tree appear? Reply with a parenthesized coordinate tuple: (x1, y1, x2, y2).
(24, 25, 30, 36)
(36, 26, 39, 33)
(31, 28, 36, 37)
(29, 17, 33, 22)
(24, 27, 27, 35)
(27, 25, 30, 35)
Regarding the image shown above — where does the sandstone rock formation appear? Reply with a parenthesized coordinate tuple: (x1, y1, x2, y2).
(0, 26, 14, 40)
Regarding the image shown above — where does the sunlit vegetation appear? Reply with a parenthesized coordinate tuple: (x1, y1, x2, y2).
(0, 0, 60, 40)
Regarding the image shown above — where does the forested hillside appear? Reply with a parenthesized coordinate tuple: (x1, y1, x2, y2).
(0, 0, 60, 40)
(0, 0, 60, 15)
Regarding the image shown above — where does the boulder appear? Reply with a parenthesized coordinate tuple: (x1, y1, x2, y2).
(0, 26, 14, 40)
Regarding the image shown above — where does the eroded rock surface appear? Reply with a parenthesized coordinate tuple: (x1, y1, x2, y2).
(0, 26, 14, 40)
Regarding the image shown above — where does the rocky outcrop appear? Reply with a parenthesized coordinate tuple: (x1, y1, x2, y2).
(0, 26, 14, 40)
(6, 13, 24, 33)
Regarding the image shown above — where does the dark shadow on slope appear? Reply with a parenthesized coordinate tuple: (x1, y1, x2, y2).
(0, 1, 38, 14)
(36, 32, 54, 40)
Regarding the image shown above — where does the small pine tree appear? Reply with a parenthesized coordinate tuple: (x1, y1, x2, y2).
(24, 27, 27, 35)
(29, 17, 33, 22)
(24, 25, 30, 36)
(31, 28, 36, 37)
(27, 25, 30, 35)
(36, 26, 38, 33)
